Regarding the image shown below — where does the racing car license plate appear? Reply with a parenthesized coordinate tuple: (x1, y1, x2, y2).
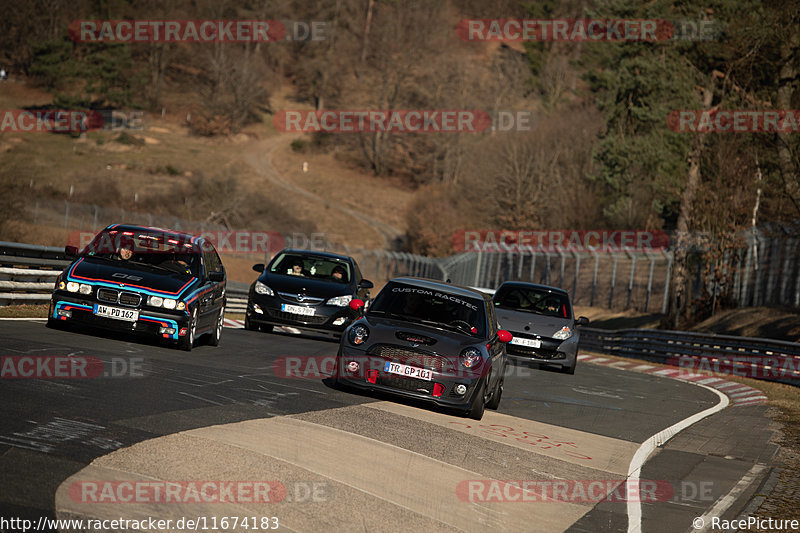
(511, 337, 541, 348)
(282, 303, 315, 316)
(384, 362, 433, 381)
(94, 304, 138, 322)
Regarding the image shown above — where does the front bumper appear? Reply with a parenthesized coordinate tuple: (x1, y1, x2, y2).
(505, 331, 579, 369)
(50, 293, 190, 341)
(247, 293, 355, 333)
(335, 345, 485, 412)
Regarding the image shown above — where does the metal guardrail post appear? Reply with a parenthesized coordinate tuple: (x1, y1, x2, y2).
(645, 253, 655, 312)
(626, 253, 636, 310)
(608, 254, 618, 308)
(590, 250, 599, 307)
(662, 251, 672, 314)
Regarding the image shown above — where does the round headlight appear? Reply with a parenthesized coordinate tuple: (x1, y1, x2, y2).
(348, 324, 369, 346)
(176, 301, 186, 310)
(58, 281, 66, 290)
(459, 347, 482, 369)
(79, 284, 92, 295)
(148, 295, 164, 307)
(66, 282, 79, 293)
(163, 298, 177, 309)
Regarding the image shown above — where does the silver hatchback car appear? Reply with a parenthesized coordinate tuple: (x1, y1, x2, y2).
(492, 282, 589, 374)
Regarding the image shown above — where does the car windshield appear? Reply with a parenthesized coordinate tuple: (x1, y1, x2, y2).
(368, 282, 486, 337)
(494, 286, 571, 318)
(268, 252, 351, 283)
(81, 229, 201, 277)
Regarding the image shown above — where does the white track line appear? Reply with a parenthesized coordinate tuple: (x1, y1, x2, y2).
(689, 464, 767, 533)
(627, 383, 729, 533)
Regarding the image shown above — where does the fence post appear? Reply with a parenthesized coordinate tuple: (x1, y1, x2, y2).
(590, 251, 599, 307)
(529, 252, 537, 283)
(740, 234, 753, 306)
(608, 254, 618, 308)
(572, 252, 580, 301)
(662, 251, 673, 315)
(626, 253, 637, 309)
(558, 251, 565, 288)
(645, 253, 655, 312)
(779, 239, 795, 305)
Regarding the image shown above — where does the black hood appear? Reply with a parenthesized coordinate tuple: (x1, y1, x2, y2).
(68, 257, 198, 296)
(361, 314, 480, 357)
(260, 272, 353, 299)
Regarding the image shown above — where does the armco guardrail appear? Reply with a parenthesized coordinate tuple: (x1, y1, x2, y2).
(579, 327, 800, 386)
(226, 287, 249, 314)
(0, 241, 69, 305)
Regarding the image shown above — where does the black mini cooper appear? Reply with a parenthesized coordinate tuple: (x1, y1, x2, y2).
(334, 277, 512, 420)
(245, 248, 373, 337)
(48, 224, 227, 351)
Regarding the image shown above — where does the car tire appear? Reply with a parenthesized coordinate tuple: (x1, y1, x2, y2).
(208, 306, 224, 346)
(467, 378, 487, 420)
(180, 308, 197, 351)
(46, 317, 63, 329)
(486, 375, 504, 410)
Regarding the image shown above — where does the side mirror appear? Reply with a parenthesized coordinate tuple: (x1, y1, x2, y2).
(497, 330, 513, 343)
(349, 298, 364, 311)
(208, 271, 225, 282)
(576, 316, 590, 326)
(359, 279, 374, 289)
(64, 245, 79, 257)
(252, 263, 265, 273)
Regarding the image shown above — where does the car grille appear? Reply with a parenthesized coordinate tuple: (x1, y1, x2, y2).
(378, 374, 435, 395)
(506, 344, 562, 359)
(277, 292, 325, 305)
(368, 344, 454, 373)
(97, 288, 118, 303)
(119, 291, 142, 306)
(266, 309, 329, 325)
(96, 288, 141, 307)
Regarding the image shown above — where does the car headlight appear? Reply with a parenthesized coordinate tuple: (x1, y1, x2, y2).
(255, 281, 274, 296)
(177, 301, 186, 310)
(79, 284, 92, 295)
(58, 280, 66, 290)
(348, 324, 369, 346)
(148, 296, 179, 309)
(460, 347, 483, 369)
(327, 294, 352, 307)
(66, 282, 79, 293)
(553, 327, 573, 340)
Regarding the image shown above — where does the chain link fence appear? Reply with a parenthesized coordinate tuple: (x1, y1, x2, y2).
(14, 199, 800, 312)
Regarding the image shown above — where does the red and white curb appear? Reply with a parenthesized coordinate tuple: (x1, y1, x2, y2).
(579, 354, 768, 406)
(224, 318, 301, 335)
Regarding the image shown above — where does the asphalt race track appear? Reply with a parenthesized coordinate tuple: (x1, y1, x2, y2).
(0, 320, 779, 533)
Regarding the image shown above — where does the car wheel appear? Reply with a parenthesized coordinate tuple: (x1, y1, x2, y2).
(208, 306, 224, 346)
(486, 375, 504, 410)
(180, 308, 197, 351)
(467, 378, 487, 420)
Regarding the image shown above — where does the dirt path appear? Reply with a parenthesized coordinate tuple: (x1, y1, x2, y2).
(241, 135, 404, 250)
